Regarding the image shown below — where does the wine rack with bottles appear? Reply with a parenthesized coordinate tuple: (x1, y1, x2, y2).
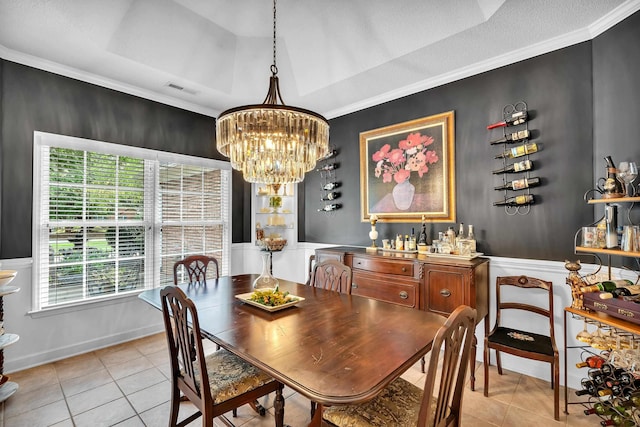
(566, 308, 640, 425)
(489, 101, 539, 215)
(317, 147, 342, 213)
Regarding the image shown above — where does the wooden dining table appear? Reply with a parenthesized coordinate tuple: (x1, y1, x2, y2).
(138, 274, 447, 427)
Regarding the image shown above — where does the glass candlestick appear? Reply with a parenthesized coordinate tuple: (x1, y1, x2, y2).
(253, 251, 279, 289)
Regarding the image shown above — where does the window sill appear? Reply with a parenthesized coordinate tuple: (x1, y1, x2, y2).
(28, 291, 146, 319)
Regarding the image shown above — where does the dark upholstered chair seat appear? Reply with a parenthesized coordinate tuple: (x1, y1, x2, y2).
(487, 326, 555, 356)
(323, 377, 440, 427)
(194, 349, 276, 405)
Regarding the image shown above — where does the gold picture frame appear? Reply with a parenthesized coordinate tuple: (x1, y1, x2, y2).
(360, 111, 455, 223)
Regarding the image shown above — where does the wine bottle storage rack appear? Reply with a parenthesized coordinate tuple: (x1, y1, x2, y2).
(317, 146, 342, 213)
(489, 100, 538, 215)
(567, 311, 640, 425)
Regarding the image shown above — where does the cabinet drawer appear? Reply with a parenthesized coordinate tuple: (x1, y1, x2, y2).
(424, 268, 466, 316)
(351, 272, 417, 308)
(351, 255, 414, 277)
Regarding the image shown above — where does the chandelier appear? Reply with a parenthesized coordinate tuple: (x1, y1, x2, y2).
(216, 0, 329, 184)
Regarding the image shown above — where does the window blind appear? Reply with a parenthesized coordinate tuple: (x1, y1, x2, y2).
(33, 132, 232, 311)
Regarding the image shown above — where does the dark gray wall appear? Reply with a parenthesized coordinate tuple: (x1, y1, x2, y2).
(0, 61, 248, 258)
(304, 42, 596, 261)
(593, 12, 640, 229)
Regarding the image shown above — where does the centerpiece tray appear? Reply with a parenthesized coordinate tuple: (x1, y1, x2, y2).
(235, 292, 304, 312)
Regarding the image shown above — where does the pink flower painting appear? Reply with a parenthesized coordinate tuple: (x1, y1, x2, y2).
(372, 132, 439, 184)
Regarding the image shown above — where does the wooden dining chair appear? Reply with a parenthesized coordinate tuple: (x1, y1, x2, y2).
(483, 275, 559, 420)
(322, 305, 477, 427)
(308, 259, 352, 293)
(160, 286, 285, 427)
(173, 255, 219, 286)
(305, 254, 316, 285)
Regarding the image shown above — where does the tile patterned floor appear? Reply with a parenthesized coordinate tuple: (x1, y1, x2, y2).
(0, 333, 599, 426)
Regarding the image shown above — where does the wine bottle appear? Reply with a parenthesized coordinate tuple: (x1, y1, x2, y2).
(600, 412, 634, 427)
(316, 163, 337, 172)
(489, 129, 531, 145)
(317, 203, 341, 212)
(492, 159, 533, 174)
(576, 379, 600, 397)
(580, 279, 634, 293)
(318, 149, 337, 161)
(584, 402, 616, 416)
(599, 285, 640, 299)
(494, 177, 541, 191)
(487, 111, 528, 129)
(493, 194, 534, 207)
(603, 156, 625, 197)
(576, 355, 607, 369)
(495, 142, 538, 159)
(467, 224, 476, 252)
(322, 182, 340, 191)
(321, 192, 340, 201)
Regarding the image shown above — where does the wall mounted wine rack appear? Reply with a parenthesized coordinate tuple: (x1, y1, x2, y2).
(317, 146, 342, 213)
(489, 100, 539, 215)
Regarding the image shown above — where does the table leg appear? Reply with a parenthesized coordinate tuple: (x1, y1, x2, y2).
(564, 310, 568, 415)
(308, 403, 324, 427)
(469, 334, 477, 391)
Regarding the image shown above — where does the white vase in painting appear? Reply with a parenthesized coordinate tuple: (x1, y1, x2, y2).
(392, 180, 415, 210)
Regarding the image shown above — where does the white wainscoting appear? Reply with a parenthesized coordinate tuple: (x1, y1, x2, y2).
(2, 245, 630, 390)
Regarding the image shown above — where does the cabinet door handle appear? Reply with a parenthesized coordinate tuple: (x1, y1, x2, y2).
(440, 289, 451, 298)
(399, 291, 408, 299)
(401, 267, 407, 272)
(352, 283, 358, 289)
(356, 261, 362, 265)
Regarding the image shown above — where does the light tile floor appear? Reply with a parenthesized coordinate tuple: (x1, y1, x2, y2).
(1, 333, 599, 426)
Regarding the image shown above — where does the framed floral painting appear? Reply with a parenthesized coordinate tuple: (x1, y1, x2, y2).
(360, 111, 455, 223)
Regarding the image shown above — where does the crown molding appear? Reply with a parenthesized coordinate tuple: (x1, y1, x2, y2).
(589, 0, 640, 38)
(0, 45, 219, 118)
(325, 26, 593, 119)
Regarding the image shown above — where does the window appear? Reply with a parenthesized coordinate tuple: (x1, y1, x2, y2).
(33, 132, 231, 311)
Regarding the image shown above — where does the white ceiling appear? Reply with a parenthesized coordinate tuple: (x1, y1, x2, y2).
(1, 0, 639, 119)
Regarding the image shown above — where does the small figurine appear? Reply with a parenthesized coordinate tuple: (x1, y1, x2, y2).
(565, 259, 586, 310)
(418, 215, 428, 245)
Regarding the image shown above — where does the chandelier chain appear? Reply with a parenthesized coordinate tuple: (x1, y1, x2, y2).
(271, 0, 278, 76)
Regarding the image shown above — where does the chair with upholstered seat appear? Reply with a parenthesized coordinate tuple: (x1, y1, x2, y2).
(308, 259, 352, 293)
(483, 275, 559, 420)
(173, 255, 219, 286)
(322, 305, 477, 427)
(305, 254, 316, 285)
(160, 286, 285, 427)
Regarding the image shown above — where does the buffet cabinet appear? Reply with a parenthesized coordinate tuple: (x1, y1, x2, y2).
(315, 246, 489, 389)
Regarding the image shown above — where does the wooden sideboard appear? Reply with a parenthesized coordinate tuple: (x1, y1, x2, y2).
(315, 246, 489, 390)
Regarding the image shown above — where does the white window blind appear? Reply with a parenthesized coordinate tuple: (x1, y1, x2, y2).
(157, 163, 231, 287)
(33, 132, 231, 311)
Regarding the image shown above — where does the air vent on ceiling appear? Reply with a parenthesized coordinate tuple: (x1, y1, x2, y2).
(166, 82, 198, 95)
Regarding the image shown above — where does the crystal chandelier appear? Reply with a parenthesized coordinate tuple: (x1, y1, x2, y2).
(216, 0, 329, 184)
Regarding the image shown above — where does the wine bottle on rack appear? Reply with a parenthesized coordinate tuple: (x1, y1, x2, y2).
(487, 111, 528, 129)
(316, 163, 337, 172)
(576, 379, 601, 396)
(321, 192, 340, 201)
(576, 355, 607, 368)
(322, 182, 340, 191)
(317, 203, 341, 212)
(600, 412, 634, 427)
(580, 279, 634, 293)
(584, 402, 617, 416)
(489, 129, 530, 145)
(492, 159, 533, 175)
(494, 142, 538, 159)
(494, 177, 540, 191)
(318, 149, 337, 161)
(493, 194, 534, 207)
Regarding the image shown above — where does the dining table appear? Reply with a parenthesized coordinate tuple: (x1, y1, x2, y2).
(138, 274, 448, 427)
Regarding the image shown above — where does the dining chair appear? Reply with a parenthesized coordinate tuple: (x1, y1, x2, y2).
(483, 275, 559, 420)
(305, 254, 316, 285)
(160, 286, 285, 427)
(308, 259, 352, 293)
(322, 305, 477, 427)
(173, 255, 219, 286)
